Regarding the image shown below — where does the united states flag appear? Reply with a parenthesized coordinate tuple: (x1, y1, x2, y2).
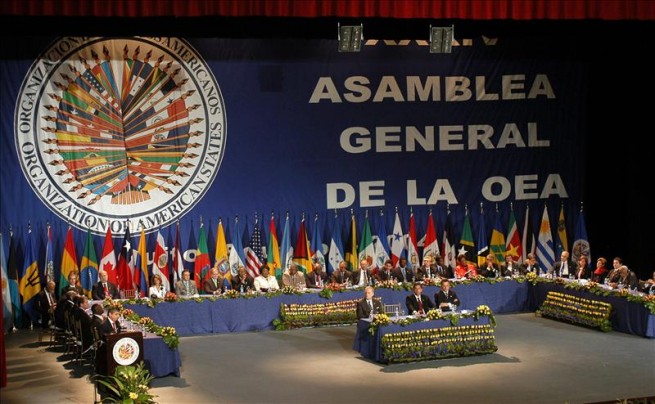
(244, 219, 264, 279)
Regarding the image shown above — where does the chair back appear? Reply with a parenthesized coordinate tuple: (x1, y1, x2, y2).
(384, 303, 402, 316)
(122, 289, 136, 299)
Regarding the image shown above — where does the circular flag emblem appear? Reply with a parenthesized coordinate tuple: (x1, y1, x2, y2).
(14, 37, 226, 235)
(112, 336, 140, 366)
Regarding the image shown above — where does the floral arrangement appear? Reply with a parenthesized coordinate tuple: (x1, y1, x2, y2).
(421, 277, 440, 286)
(525, 271, 538, 284)
(318, 283, 345, 299)
(625, 293, 655, 314)
(97, 362, 156, 404)
(380, 323, 497, 364)
(121, 308, 134, 317)
(274, 300, 359, 330)
(222, 289, 241, 299)
(280, 285, 302, 295)
(120, 310, 180, 350)
(375, 280, 401, 290)
(164, 292, 178, 302)
(103, 298, 124, 311)
(368, 313, 390, 334)
(536, 291, 612, 332)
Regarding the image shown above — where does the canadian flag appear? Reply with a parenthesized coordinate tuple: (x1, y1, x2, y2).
(100, 227, 117, 284)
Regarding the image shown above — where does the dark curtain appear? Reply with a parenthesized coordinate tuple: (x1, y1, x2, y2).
(1, 0, 653, 20)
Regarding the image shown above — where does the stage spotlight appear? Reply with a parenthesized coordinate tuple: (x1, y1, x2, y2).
(338, 23, 363, 52)
(430, 25, 454, 53)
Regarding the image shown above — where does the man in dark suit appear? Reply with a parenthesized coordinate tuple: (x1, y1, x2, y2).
(500, 253, 520, 276)
(305, 262, 327, 289)
(203, 267, 226, 295)
(478, 254, 501, 278)
(434, 280, 460, 311)
(376, 260, 394, 282)
(92, 269, 120, 300)
(392, 258, 414, 283)
(356, 286, 384, 319)
(61, 271, 84, 296)
(520, 253, 541, 275)
(90, 303, 105, 335)
(331, 261, 352, 285)
(414, 256, 437, 281)
(548, 251, 578, 278)
(232, 265, 255, 292)
(405, 283, 435, 315)
(72, 295, 93, 350)
(433, 255, 452, 279)
(99, 307, 122, 337)
(39, 281, 57, 329)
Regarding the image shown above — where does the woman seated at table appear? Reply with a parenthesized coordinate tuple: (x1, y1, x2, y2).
(149, 274, 167, 299)
(453, 254, 477, 279)
(254, 265, 280, 292)
(591, 257, 609, 283)
(573, 256, 589, 280)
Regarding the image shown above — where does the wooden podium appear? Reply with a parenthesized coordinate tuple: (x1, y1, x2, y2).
(96, 331, 144, 376)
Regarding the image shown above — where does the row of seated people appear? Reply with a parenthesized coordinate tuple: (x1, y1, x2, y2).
(355, 281, 461, 319)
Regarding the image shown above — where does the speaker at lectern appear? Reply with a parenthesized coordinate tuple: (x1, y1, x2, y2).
(96, 331, 144, 376)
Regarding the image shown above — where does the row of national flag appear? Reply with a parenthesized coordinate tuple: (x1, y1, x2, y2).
(2, 204, 590, 330)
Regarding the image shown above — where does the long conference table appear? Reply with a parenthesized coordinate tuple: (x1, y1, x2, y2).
(124, 280, 655, 339)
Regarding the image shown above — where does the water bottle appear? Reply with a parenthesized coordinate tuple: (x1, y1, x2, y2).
(394, 306, 400, 318)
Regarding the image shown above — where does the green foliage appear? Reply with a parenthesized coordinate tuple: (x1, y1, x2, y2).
(97, 362, 157, 404)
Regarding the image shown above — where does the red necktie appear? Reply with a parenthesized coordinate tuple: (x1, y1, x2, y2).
(417, 296, 423, 312)
(103, 283, 109, 297)
(112, 321, 116, 333)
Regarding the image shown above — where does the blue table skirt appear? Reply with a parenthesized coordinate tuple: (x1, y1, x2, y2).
(353, 316, 494, 363)
(125, 280, 529, 337)
(532, 283, 655, 338)
(143, 334, 181, 378)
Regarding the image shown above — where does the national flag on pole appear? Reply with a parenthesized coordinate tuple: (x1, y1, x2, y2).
(506, 208, 522, 263)
(459, 211, 476, 266)
(153, 230, 171, 292)
(423, 210, 439, 261)
(327, 213, 344, 276)
(571, 205, 591, 264)
(19, 228, 41, 324)
(44, 224, 55, 285)
(358, 214, 374, 267)
(293, 217, 312, 274)
(229, 217, 246, 279)
(536, 205, 555, 271)
(442, 207, 457, 269)
(58, 226, 79, 296)
(311, 213, 325, 270)
(390, 210, 405, 267)
(172, 222, 185, 284)
(373, 211, 390, 272)
(345, 213, 358, 270)
(556, 204, 569, 257)
(80, 229, 99, 298)
(279, 214, 293, 277)
(1, 233, 12, 332)
(490, 212, 507, 264)
(267, 213, 281, 276)
(522, 206, 536, 263)
(194, 222, 211, 288)
(133, 228, 148, 297)
(115, 226, 134, 292)
(6, 231, 21, 328)
(476, 207, 489, 267)
(407, 211, 419, 269)
(214, 218, 230, 279)
(245, 217, 264, 278)
(100, 227, 117, 284)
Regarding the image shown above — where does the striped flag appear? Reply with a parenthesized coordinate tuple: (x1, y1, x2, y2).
(133, 228, 148, 296)
(1, 233, 12, 332)
(100, 227, 117, 284)
(293, 217, 312, 274)
(229, 217, 246, 278)
(245, 218, 264, 278)
(505, 208, 522, 263)
(358, 215, 374, 266)
(58, 226, 79, 296)
(115, 226, 134, 292)
(536, 205, 555, 271)
(423, 210, 439, 261)
(442, 207, 457, 269)
(373, 211, 390, 272)
(267, 213, 281, 276)
(476, 207, 489, 267)
(80, 228, 99, 298)
(19, 228, 41, 324)
(153, 230, 171, 292)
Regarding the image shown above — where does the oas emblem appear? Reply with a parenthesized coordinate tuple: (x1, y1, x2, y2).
(15, 37, 226, 235)
(112, 336, 140, 366)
